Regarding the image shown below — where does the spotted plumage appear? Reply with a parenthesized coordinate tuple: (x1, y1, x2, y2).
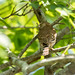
(38, 21, 57, 56)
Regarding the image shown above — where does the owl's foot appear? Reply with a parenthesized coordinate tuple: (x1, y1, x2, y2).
(50, 48, 59, 56)
(43, 47, 49, 56)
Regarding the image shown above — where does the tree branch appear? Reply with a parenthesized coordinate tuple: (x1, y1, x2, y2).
(0, 66, 20, 75)
(0, 28, 74, 71)
(56, 27, 70, 44)
(0, 18, 10, 28)
(22, 42, 75, 62)
(0, 62, 11, 70)
(52, 42, 75, 53)
(0, 26, 38, 29)
(18, 35, 38, 58)
(0, 42, 75, 75)
(25, 54, 75, 74)
(2, 54, 75, 75)
(51, 17, 63, 26)
(2, 3, 32, 19)
(56, 62, 75, 75)
(31, 0, 46, 23)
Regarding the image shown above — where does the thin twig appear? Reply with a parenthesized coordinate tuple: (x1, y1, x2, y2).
(51, 17, 63, 26)
(13, 3, 28, 14)
(22, 5, 29, 15)
(2, 3, 29, 19)
(0, 18, 10, 27)
(11, 5, 16, 14)
(0, 26, 38, 29)
(52, 43, 75, 53)
(62, 45, 72, 56)
(15, 9, 33, 16)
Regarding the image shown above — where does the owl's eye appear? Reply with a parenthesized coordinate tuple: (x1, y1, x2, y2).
(43, 43, 48, 47)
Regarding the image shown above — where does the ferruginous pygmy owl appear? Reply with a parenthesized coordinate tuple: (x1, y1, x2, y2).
(38, 21, 57, 56)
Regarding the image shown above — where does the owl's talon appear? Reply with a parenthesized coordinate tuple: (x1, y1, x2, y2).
(43, 47, 49, 56)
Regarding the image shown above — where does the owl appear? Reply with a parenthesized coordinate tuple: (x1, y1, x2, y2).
(38, 21, 57, 56)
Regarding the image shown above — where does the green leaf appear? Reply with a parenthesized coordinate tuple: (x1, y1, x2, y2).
(69, 18, 75, 28)
(30, 1, 39, 9)
(0, 17, 10, 28)
(49, 4, 57, 11)
(48, 0, 54, 3)
(0, 33, 11, 48)
(46, 11, 54, 17)
(33, 68, 44, 75)
(55, 8, 68, 16)
(43, 0, 47, 3)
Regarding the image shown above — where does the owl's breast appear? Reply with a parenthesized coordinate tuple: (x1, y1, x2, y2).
(38, 22, 57, 48)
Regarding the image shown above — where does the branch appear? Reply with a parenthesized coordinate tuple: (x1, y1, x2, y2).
(14, 9, 33, 16)
(21, 42, 75, 67)
(0, 28, 74, 70)
(2, 54, 75, 75)
(56, 62, 75, 75)
(51, 62, 67, 73)
(0, 62, 11, 70)
(0, 49, 41, 71)
(0, 18, 10, 28)
(12, 3, 28, 14)
(52, 42, 75, 53)
(0, 42, 74, 71)
(18, 35, 38, 58)
(6, 48, 28, 75)
(11, 57, 28, 74)
(25, 54, 75, 74)
(51, 17, 63, 26)
(0, 26, 38, 29)
(21, 49, 42, 64)
(31, 0, 46, 23)
(0, 35, 38, 70)
(0, 67, 20, 75)
(2, 3, 32, 19)
(0, 43, 75, 75)
(56, 27, 70, 44)
(22, 42, 75, 62)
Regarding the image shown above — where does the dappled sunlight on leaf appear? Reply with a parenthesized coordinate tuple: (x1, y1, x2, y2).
(69, 18, 75, 29)
(46, 11, 54, 17)
(71, 2, 75, 9)
(55, 8, 68, 16)
(0, 33, 11, 48)
(15, 72, 23, 75)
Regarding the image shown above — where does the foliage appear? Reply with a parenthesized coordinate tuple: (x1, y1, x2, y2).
(0, 0, 75, 75)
